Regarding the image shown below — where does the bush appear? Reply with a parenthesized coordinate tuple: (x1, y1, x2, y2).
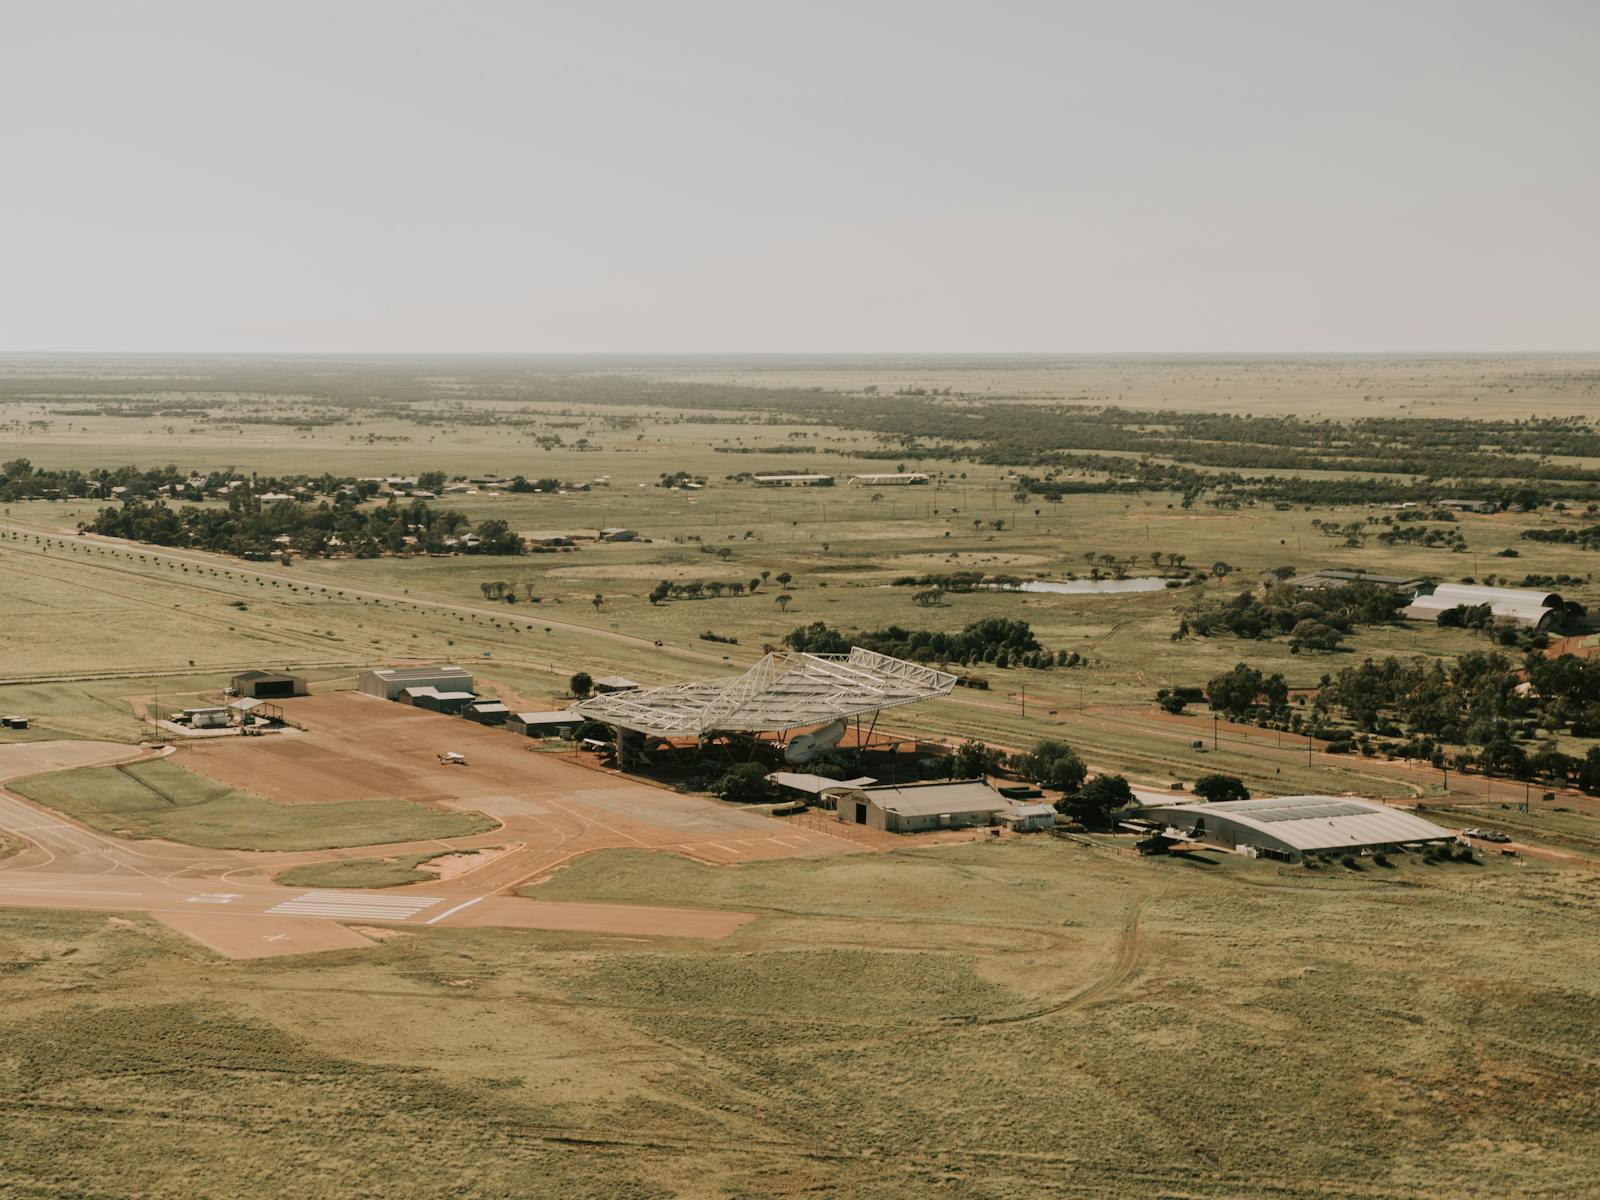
(569, 671, 593, 698)
(1192, 774, 1250, 803)
(710, 762, 775, 804)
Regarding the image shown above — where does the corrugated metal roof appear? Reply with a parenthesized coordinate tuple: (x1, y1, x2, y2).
(513, 711, 583, 725)
(371, 665, 472, 681)
(1136, 795, 1452, 851)
(852, 780, 1009, 817)
(767, 771, 877, 795)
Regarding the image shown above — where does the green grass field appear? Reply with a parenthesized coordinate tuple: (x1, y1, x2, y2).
(9, 758, 495, 850)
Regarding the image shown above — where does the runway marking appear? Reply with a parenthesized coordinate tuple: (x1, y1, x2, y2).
(703, 842, 740, 855)
(186, 893, 240, 904)
(424, 896, 486, 925)
(266, 891, 443, 921)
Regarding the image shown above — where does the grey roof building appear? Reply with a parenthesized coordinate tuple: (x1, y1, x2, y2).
(834, 780, 1009, 833)
(1133, 795, 1453, 861)
(358, 665, 475, 701)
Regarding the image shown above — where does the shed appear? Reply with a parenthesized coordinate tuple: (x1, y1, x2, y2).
(231, 670, 307, 699)
(766, 772, 877, 800)
(594, 675, 642, 694)
(834, 780, 1009, 833)
(1131, 795, 1453, 862)
(359, 665, 474, 701)
(401, 687, 477, 714)
(1000, 803, 1057, 832)
(228, 697, 283, 723)
(507, 710, 585, 737)
(465, 701, 511, 726)
(1402, 583, 1562, 630)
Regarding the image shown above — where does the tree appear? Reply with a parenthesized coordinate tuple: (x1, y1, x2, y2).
(776, 593, 793, 612)
(569, 671, 593, 698)
(592, 593, 604, 612)
(710, 762, 775, 804)
(648, 580, 671, 605)
(1011, 739, 1087, 793)
(417, 470, 447, 492)
(1057, 774, 1134, 825)
(953, 740, 1002, 779)
(1192, 774, 1251, 803)
(775, 571, 793, 587)
(912, 588, 944, 607)
(1289, 619, 1343, 654)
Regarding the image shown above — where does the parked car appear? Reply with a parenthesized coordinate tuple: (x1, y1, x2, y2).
(1461, 827, 1511, 843)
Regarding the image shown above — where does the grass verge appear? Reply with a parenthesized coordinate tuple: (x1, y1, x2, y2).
(274, 852, 449, 889)
(10, 758, 495, 850)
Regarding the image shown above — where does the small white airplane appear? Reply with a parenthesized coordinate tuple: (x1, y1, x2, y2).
(438, 751, 468, 766)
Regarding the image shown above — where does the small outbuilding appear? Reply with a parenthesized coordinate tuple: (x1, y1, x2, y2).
(594, 675, 642, 694)
(359, 665, 475, 701)
(834, 779, 1010, 833)
(401, 687, 477, 715)
(1000, 803, 1057, 832)
(230, 670, 308, 699)
(507, 711, 585, 738)
(766, 771, 877, 801)
(465, 700, 511, 726)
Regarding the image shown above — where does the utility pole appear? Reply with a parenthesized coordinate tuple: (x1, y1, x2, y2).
(1306, 730, 1312, 766)
(1017, 685, 1026, 719)
(1213, 713, 1219, 750)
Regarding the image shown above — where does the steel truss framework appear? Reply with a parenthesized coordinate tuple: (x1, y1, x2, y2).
(572, 648, 958, 738)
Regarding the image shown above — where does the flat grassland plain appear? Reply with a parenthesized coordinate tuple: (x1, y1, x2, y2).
(2, 354, 1600, 1198)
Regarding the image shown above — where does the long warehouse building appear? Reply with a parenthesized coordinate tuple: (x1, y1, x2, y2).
(1133, 795, 1454, 861)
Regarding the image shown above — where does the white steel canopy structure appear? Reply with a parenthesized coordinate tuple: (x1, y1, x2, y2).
(573, 648, 957, 738)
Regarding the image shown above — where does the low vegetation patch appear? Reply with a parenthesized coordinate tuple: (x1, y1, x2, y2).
(11, 759, 495, 850)
(274, 852, 450, 889)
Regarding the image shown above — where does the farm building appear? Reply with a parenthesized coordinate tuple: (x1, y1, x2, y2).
(400, 687, 476, 715)
(848, 472, 928, 486)
(2, 716, 30, 729)
(593, 675, 642, 694)
(1285, 569, 1427, 591)
(1436, 498, 1498, 513)
(465, 700, 510, 726)
(228, 697, 283, 724)
(507, 711, 584, 738)
(833, 780, 1009, 833)
(752, 473, 834, 487)
(999, 803, 1056, 832)
(358, 665, 475, 701)
(597, 527, 638, 542)
(1132, 795, 1453, 861)
(1402, 583, 1565, 629)
(230, 670, 307, 699)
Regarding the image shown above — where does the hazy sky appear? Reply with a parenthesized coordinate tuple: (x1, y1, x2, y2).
(4, 1, 1596, 353)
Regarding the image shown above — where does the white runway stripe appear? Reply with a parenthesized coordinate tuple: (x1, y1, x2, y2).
(267, 891, 442, 921)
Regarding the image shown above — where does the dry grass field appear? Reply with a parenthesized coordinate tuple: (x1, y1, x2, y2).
(4, 354, 1600, 1197)
(2, 840, 1597, 1198)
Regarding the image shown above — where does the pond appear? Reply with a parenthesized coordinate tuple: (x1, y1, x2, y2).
(994, 578, 1169, 595)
